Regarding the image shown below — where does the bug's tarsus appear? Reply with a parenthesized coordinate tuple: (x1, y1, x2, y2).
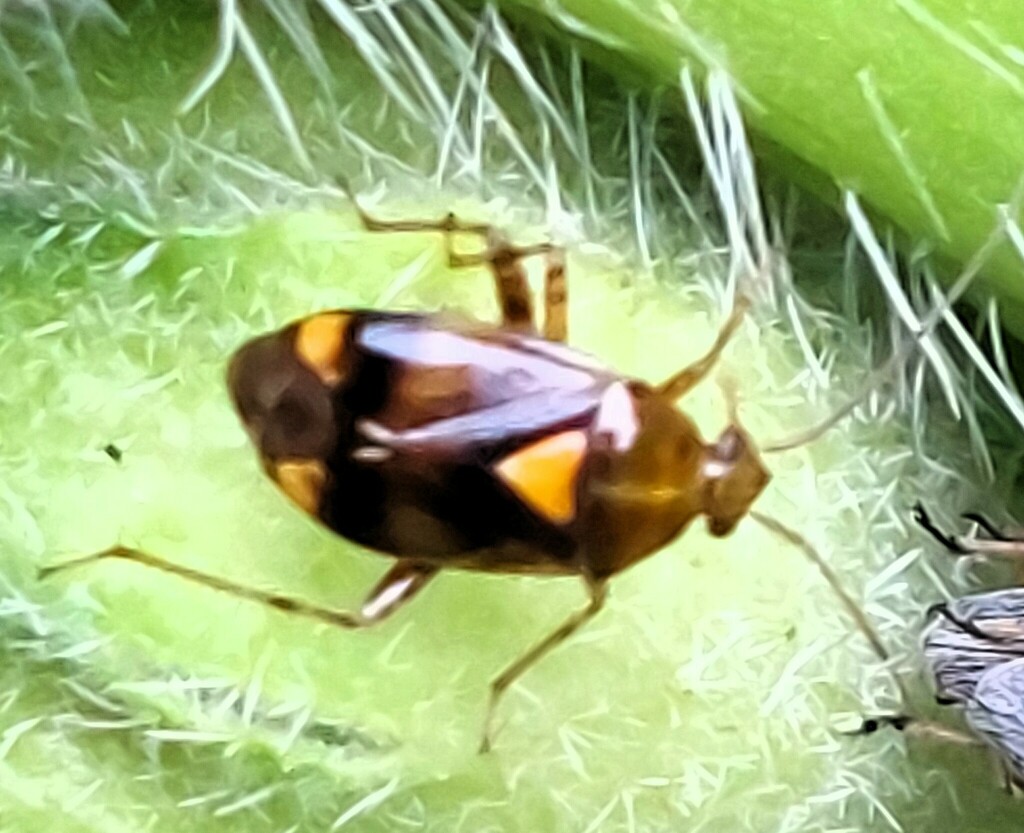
(1001, 763, 1019, 796)
(38, 548, 119, 581)
(479, 577, 608, 754)
(846, 713, 985, 750)
(915, 503, 1024, 560)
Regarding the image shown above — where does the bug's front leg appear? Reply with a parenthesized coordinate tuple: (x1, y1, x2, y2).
(40, 546, 438, 629)
(479, 576, 608, 753)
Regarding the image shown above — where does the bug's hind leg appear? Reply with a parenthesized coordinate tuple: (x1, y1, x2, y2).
(39, 547, 438, 629)
(479, 576, 607, 753)
(656, 295, 751, 401)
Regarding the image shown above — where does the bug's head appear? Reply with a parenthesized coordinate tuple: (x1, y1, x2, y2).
(227, 313, 350, 466)
(701, 425, 771, 537)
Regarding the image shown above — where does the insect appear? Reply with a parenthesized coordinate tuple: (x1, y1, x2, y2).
(853, 506, 1024, 789)
(43, 194, 867, 752)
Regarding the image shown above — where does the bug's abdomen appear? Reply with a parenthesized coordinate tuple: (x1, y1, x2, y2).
(320, 453, 577, 570)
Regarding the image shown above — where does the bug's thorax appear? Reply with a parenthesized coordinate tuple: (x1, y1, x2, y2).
(578, 386, 771, 576)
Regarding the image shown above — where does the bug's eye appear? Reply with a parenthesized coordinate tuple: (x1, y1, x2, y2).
(713, 427, 743, 462)
(702, 426, 770, 537)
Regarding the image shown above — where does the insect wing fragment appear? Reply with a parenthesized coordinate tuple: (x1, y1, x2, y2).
(923, 589, 1024, 704)
(968, 657, 1024, 787)
(924, 589, 1024, 785)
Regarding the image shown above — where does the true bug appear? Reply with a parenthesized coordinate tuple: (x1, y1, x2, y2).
(43, 195, 870, 751)
(853, 506, 1024, 790)
(923, 588, 1024, 788)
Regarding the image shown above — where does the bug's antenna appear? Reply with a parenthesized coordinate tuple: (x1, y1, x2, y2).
(961, 512, 1010, 541)
(914, 502, 1024, 560)
(749, 510, 911, 705)
(762, 190, 1016, 455)
(925, 600, 1009, 645)
(912, 502, 972, 554)
(719, 374, 742, 426)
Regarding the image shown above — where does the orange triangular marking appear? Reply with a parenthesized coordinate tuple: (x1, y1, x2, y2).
(494, 430, 588, 524)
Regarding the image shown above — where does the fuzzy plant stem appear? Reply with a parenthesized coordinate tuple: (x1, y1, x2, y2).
(494, 0, 1024, 334)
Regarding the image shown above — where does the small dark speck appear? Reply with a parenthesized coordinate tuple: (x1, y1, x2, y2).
(784, 625, 797, 641)
(103, 443, 123, 463)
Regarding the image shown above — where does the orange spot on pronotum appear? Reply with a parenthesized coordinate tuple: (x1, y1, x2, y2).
(273, 459, 328, 515)
(295, 312, 350, 384)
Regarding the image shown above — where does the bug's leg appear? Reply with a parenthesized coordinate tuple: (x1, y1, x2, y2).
(542, 248, 568, 342)
(447, 237, 559, 334)
(1001, 762, 1016, 796)
(452, 238, 543, 332)
(926, 600, 1008, 643)
(346, 190, 555, 332)
(479, 576, 608, 753)
(656, 295, 751, 400)
(39, 546, 438, 629)
(847, 714, 982, 747)
(913, 503, 971, 554)
(339, 179, 483, 237)
(357, 560, 439, 622)
(914, 503, 1024, 559)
